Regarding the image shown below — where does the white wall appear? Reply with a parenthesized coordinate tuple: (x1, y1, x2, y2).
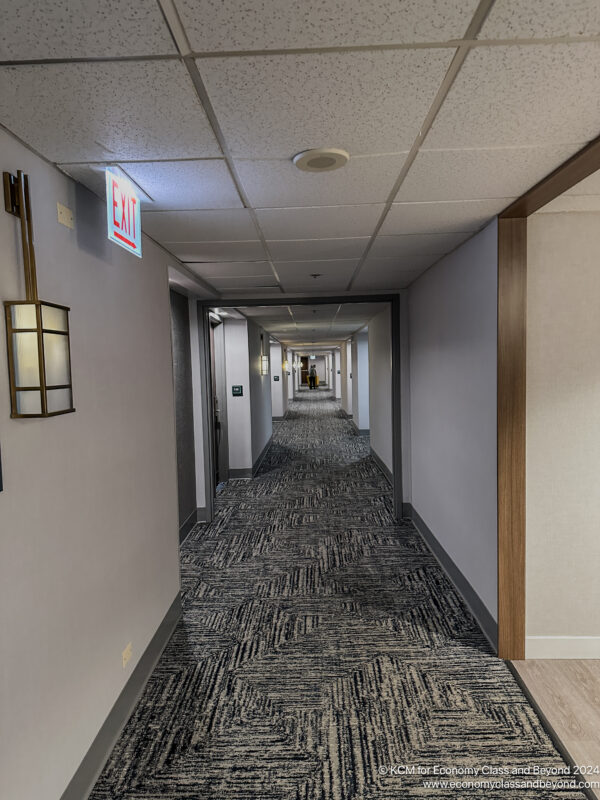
(526, 210, 600, 658)
(248, 320, 272, 465)
(368, 307, 393, 473)
(408, 220, 498, 622)
(351, 331, 370, 431)
(341, 340, 352, 415)
(0, 129, 180, 800)
(270, 341, 286, 418)
(334, 349, 342, 399)
(224, 319, 252, 471)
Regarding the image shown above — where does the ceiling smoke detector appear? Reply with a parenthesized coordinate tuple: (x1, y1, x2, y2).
(293, 148, 350, 172)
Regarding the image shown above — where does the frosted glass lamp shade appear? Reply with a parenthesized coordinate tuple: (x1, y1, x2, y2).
(4, 300, 74, 418)
(260, 354, 270, 376)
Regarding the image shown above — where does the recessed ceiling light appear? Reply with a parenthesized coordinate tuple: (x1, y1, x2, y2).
(293, 148, 350, 172)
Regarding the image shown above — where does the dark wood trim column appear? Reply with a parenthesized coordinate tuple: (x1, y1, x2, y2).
(497, 217, 527, 659)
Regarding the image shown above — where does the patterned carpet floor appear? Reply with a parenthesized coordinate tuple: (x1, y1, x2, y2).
(91, 390, 582, 799)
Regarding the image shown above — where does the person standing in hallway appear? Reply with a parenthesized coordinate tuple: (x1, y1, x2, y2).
(309, 363, 317, 390)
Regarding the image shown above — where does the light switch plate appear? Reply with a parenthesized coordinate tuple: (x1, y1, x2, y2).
(57, 202, 74, 229)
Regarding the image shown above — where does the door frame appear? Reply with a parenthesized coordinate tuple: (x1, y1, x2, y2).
(198, 293, 403, 521)
(497, 134, 600, 658)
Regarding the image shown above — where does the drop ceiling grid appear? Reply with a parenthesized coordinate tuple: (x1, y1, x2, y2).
(1, 1, 599, 295)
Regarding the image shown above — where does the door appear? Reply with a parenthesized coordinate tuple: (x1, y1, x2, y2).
(300, 355, 308, 385)
(209, 318, 229, 488)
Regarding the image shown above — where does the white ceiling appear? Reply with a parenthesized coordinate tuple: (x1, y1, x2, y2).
(229, 302, 387, 346)
(1, 0, 599, 298)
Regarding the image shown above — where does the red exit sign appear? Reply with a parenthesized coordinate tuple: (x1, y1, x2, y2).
(105, 169, 142, 257)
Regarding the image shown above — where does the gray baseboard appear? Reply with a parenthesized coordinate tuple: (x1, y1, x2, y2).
(229, 467, 253, 479)
(252, 435, 273, 477)
(272, 415, 285, 421)
(179, 508, 197, 544)
(60, 593, 182, 800)
(179, 507, 209, 543)
(370, 447, 393, 486)
(351, 419, 369, 435)
(403, 503, 498, 652)
(340, 409, 352, 419)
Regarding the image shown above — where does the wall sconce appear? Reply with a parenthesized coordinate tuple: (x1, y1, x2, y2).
(260, 354, 270, 376)
(3, 170, 74, 418)
(282, 359, 289, 372)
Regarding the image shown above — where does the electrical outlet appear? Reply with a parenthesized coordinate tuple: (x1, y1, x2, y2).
(57, 202, 74, 229)
(122, 642, 133, 668)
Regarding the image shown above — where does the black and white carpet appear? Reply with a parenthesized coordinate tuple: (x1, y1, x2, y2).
(91, 391, 582, 799)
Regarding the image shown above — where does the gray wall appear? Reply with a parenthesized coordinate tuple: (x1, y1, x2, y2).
(224, 319, 252, 471)
(248, 320, 273, 465)
(408, 220, 498, 621)
(170, 290, 196, 529)
(400, 291, 412, 503)
(0, 128, 180, 800)
(368, 306, 393, 473)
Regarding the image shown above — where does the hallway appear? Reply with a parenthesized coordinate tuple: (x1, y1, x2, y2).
(91, 392, 578, 799)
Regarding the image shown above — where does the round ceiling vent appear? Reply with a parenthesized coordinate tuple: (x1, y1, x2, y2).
(293, 148, 350, 172)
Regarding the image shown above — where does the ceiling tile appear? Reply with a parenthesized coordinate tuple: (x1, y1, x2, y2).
(292, 304, 340, 319)
(268, 238, 369, 261)
(369, 232, 470, 259)
(123, 161, 242, 210)
(427, 43, 600, 150)
(235, 154, 408, 207)
(142, 208, 256, 241)
(353, 261, 429, 290)
(0, 61, 221, 163)
(0, 1, 175, 59)
(187, 261, 272, 278)
(381, 198, 513, 235)
(336, 302, 389, 319)
(206, 274, 278, 289)
(165, 241, 265, 261)
(275, 260, 357, 292)
(178, 0, 479, 50)
(219, 286, 282, 295)
(396, 144, 582, 201)
(479, 0, 600, 39)
(256, 204, 384, 239)
(199, 49, 453, 157)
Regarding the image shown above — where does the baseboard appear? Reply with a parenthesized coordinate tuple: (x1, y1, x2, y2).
(60, 593, 182, 800)
(229, 467, 252, 479)
(340, 409, 352, 419)
(179, 508, 198, 544)
(272, 415, 285, 421)
(370, 447, 393, 486)
(196, 506, 208, 523)
(252, 435, 272, 477)
(403, 503, 498, 652)
(351, 419, 369, 435)
(525, 636, 600, 659)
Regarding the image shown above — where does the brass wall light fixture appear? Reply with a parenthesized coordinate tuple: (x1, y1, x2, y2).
(3, 170, 74, 418)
